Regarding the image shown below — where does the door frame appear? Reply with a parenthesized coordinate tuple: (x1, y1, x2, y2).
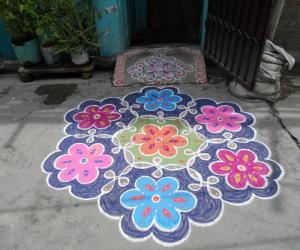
(94, 0, 208, 57)
(203, 0, 275, 89)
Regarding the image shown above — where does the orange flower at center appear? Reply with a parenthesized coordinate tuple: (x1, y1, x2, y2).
(132, 124, 188, 158)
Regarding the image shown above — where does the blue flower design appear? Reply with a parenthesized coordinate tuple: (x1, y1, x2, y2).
(120, 176, 197, 232)
(136, 89, 182, 111)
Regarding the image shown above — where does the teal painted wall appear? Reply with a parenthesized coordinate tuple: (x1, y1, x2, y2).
(0, 20, 16, 60)
(201, 0, 209, 49)
(93, 0, 129, 57)
(93, 0, 149, 57)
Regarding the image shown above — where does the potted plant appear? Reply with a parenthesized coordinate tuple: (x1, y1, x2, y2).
(37, 27, 61, 66)
(0, 0, 41, 66)
(35, 0, 73, 66)
(54, 1, 100, 65)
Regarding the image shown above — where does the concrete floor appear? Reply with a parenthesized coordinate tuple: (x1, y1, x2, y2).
(0, 70, 300, 250)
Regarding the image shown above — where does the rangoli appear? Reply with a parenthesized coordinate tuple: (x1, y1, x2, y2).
(42, 87, 284, 246)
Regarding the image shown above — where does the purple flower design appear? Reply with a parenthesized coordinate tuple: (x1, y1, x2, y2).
(128, 53, 193, 84)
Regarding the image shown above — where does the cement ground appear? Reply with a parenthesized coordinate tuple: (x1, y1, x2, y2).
(0, 69, 299, 250)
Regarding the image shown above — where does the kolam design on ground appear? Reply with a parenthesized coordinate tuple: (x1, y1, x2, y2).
(42, 87, 284, 246)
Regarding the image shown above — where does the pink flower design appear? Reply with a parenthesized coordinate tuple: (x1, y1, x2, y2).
(74, 104, 121, 129)
(195, 105, 246, 133)
(55, 143, 113, 184)
(210, 149, 271, 189)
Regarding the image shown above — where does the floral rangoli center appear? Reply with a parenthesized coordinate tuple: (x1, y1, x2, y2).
(115, 116, 206, 168)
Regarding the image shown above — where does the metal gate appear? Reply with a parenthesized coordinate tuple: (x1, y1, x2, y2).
(204, 0, 273, 88)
